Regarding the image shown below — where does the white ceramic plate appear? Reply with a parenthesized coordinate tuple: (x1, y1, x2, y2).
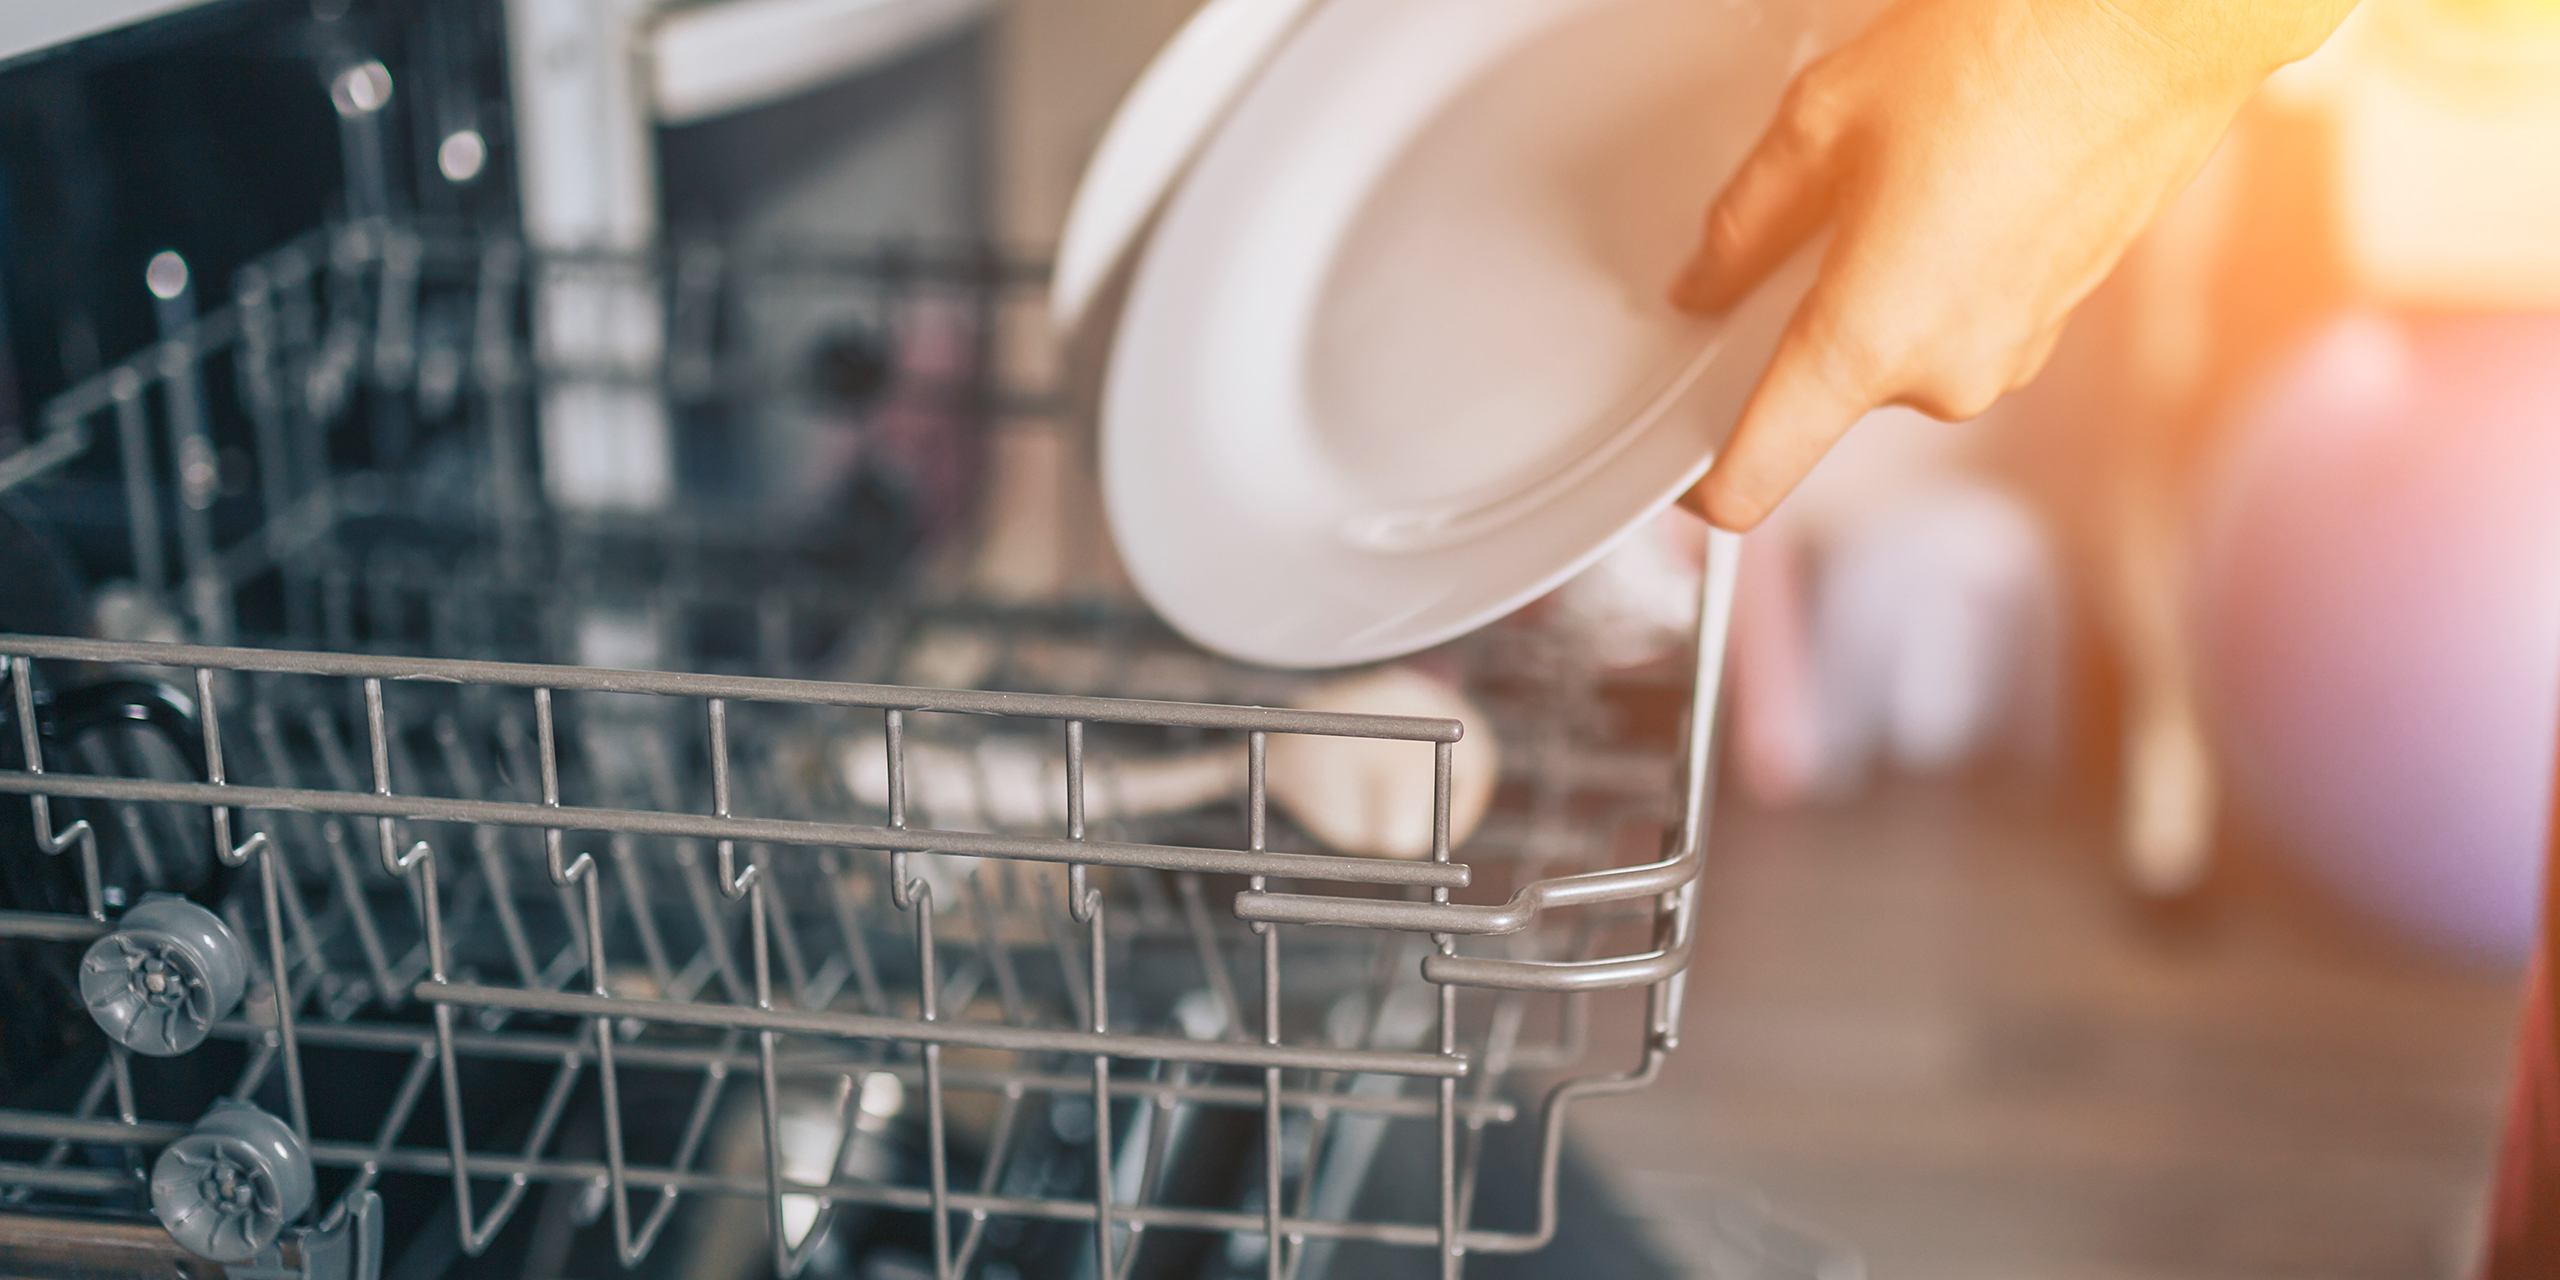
(1102, 0, 1816, 668)
(1047, 0, 1325, 346)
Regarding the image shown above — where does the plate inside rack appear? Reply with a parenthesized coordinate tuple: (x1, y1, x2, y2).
(1101, 0, 1816, 669)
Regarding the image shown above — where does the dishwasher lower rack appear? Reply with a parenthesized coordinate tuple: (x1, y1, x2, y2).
(0, 629, 1714, 1280)
(0, 217, 1722, 1279)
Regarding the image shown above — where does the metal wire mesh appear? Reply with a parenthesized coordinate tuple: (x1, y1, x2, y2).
(0, 220, 1716, 1280)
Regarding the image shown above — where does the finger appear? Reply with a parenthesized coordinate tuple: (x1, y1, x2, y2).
(1680, 310, 1873, 531)
(1670, 88, 1844, 314)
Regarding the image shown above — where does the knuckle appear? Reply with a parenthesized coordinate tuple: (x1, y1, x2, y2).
(1886, 321, 2045, 421)
(1777, 62, 1852, 146)
(1908, 369, 2004, 422)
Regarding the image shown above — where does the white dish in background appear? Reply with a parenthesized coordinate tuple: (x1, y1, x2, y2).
(1047, 0, 1326, 346)
(1102, 0, 1815, 668)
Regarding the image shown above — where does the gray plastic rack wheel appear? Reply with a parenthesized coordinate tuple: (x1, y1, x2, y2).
(151, 1100, 315, 1264)
(78, 894, 247, 1056)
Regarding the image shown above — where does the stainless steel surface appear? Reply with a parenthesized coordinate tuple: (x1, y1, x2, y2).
(0, 219, 1722, 1280)
(0, 0, 226, 69)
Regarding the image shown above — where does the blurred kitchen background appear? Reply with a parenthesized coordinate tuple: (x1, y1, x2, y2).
(4, 0, 2559, 1276)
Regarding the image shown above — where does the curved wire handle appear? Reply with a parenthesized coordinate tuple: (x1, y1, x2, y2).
(1234, 527, 1745, 992)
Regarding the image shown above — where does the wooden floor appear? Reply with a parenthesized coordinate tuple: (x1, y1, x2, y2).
(1560, 782, 2522, 1280)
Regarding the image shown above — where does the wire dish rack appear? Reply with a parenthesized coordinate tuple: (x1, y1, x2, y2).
(0, 221, 1728, 1280)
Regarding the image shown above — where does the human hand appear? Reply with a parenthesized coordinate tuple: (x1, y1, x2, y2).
(1671, 0, 2355, 530)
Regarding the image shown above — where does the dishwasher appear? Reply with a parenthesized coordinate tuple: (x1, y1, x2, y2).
(0, 220, 1725, 1280)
